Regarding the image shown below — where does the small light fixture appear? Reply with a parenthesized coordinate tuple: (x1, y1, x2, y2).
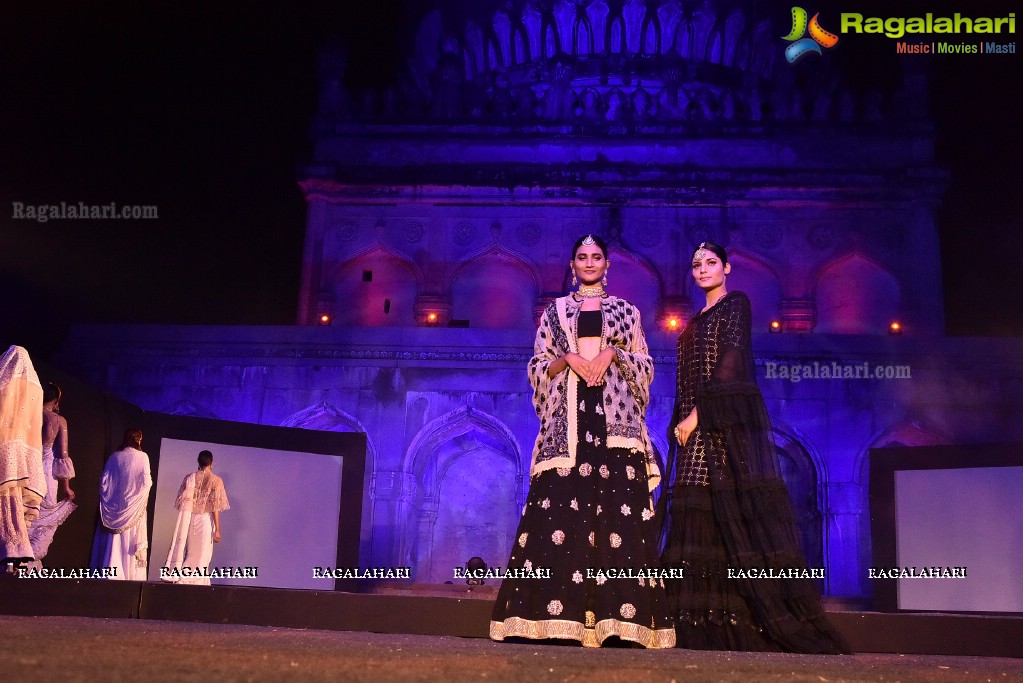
(769, 320, 782, 333)
(318, 313, 331, 326)
(666, 316, 681, 332)
(889, 321, 902, 336)
(466, 556, 487, 586)
(426, 311, 439, 325)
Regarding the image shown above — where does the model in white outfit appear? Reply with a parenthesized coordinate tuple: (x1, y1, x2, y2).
(0, 346, 45, 566)
(90, 428, 152, 580)
(26, 383, 77, 568)
(163, 450, 229, 585)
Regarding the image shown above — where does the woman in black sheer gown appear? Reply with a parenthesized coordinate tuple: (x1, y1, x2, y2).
(660, 241, 849, 653)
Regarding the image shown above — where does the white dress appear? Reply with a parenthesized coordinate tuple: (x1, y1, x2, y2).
(26, 443, 77, 566)
(162, 470, 229, 585)
(90, 446, 152, 580)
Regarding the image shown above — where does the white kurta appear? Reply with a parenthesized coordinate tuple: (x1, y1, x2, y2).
(90, 446, 152, 580)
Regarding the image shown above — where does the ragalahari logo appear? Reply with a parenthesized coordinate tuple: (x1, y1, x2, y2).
(782, 7, 839, 63)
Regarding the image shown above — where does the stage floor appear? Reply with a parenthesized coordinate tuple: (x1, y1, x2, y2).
(2, 578, 1021, 661)
(3, 615, 1022, 682)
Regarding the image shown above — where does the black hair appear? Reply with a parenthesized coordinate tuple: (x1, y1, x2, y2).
(198, 450, 214, 468)
(693, 240, 728, 265)
(120, 427, 143, 450)
(572, 234, 608, 259)
(43, 382, 62, 404)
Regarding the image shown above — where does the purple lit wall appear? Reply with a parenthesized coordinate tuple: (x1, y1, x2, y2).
(57, 1, 1023, 599)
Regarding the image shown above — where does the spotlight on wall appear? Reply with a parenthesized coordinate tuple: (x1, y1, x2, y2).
(889, 321, 902, 336)
(466, 556, 487, 586)
(769, 320, 782, 333)
(666, 316, 681, 332)
(318, 313, 331, 326)
(426, 311, 439, 325)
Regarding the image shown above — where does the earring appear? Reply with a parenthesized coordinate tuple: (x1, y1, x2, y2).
(572, 272, 578, 287)
(601, 272, 608, 287)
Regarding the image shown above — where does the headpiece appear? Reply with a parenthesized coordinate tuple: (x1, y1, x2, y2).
(693, 242, 708, 261)
(581, 234, 596, 246)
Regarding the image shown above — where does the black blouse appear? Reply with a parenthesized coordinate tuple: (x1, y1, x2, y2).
(577, 310, 602, 338)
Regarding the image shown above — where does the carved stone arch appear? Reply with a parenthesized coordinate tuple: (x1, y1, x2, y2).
(639, 6, 661, 55)
(572, 8, 594, 56)
(481, 21, 504, 70)
(585, 0, 610, 53)
(853, 419, 950, 595)
(605, 7, 627, 54)
(856, 419, 951, 486)
(327, 242, 422, 327)
(513, 23, 531, 64)
(462, 22, 485, 77)
(601, 243, 662, 329)
(702, 245, 783, 332)
(671, 11, 695, 59)
(450, 244, 540, 328)
(705, 14, 726, 63)
(770, 419, 829, 571)
(657, 0, 684, 55)
(281, 401, 379, 564)
(689, 5, 717, 63)
(162, 399, 217, 419)
(283, 400, 363, 431)
(719, 9, 747, 67)
(400, 406, 524, 582)
(539, 6, 562, 59)
(812, 251, 900, 334)
(520, 4, 542, 64)
(281, 400, 379, 471)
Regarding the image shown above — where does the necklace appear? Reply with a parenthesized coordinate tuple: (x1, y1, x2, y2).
(576, 284, 606, 298)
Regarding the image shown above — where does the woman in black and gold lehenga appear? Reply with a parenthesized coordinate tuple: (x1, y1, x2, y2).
(490, 234, 675, 649)
(660, 241, 848, 653)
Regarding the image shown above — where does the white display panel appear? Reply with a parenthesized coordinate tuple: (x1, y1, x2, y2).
(147, 437, 343, 589)
(895, 466, 1023, 612)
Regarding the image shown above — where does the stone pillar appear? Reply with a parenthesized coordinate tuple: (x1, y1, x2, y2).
(370, 471, 417, 567)
(415, 496, 440, 581)
(824, 481, 864, 597)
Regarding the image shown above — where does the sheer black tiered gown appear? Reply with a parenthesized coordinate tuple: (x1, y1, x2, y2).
(660, 291, 849, 653)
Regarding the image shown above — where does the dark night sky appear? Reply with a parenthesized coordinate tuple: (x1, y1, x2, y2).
(1, 1, 1020, 360)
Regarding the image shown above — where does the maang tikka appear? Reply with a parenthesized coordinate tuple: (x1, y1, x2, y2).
(693, 242, 708, 261)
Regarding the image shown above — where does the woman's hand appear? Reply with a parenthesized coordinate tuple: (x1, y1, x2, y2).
(60, 481, 75, 501)
(584, 347, 617, 386)
(674, 409, 699, 446)
(563, 353, 591, 380)
(214, 531, 222, 544)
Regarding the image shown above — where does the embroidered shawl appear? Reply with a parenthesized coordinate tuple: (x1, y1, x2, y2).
(0, 346, 45, 515)
(98, 447, 152, 534)
(528, 295, 660, 491)
(174, 470, 230, 515)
